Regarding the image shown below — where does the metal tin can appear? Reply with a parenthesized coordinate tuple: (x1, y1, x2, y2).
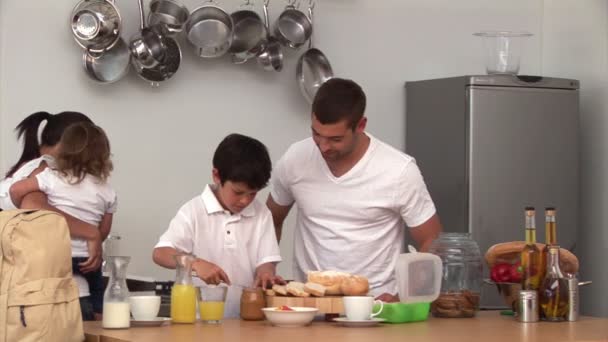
(567, 277, 579, 321)
(517, 290, 539, 323)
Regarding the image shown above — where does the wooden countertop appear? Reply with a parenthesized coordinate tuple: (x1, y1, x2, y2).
(83, 311, 608, 342)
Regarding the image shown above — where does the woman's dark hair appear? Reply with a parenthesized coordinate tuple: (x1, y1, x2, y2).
(212, 134, 272, 190)
(5, 111, 92, 177)
(56, 122, 113, 184)
(312, 78, 367, 130)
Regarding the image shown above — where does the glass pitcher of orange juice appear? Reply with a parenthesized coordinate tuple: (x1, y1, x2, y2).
(171, 254, 197, 323)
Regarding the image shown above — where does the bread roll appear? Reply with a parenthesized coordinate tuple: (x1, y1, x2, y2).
(265, 289, 276, 296)
(272, 284, 288, 296)
(304, 282, 326, 297)
(307, 271, 350, 295)
(485, 241, 579, 275)
(286, 282, 310, 297)
(340, 275, 369, 296)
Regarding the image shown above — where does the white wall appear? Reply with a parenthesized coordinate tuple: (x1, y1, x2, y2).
(542, 0, 608, 318)
(0, 0, 542, 282)
(3, 0, 604, 317)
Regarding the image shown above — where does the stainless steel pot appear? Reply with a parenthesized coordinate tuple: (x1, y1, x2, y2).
(135, 36, 182, 86)
(82, 38, 130, 83)
(71, 0, 122, 53)
(296, 1, 333, 103)
(256, 0, 283, 71)
(229, 1, 266, 64)
(185, 1, 234, 58)
(148, 0, 190, 35)
(273, 0, 312, 49)
(130, 0, 167, 69)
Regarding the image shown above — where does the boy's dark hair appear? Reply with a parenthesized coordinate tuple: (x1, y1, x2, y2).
(56, 122, 113, 184)
(312, 78, 367, 130)
(212, 134, 272, 190)
(6, 111, 93, 177)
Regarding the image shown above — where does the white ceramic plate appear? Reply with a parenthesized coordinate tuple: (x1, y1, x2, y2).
(333, 317, 386, 327)
(130, 317, 171, 327)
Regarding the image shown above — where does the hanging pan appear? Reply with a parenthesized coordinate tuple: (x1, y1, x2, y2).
(296, 0, 333, 103)
(256, 0, 283, 71)
(148, 0, 190, 35)
(185, 0, 234, 58)
(82, 38, 131, 83)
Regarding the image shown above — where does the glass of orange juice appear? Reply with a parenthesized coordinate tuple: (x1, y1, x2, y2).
(197, 285, 228, 324)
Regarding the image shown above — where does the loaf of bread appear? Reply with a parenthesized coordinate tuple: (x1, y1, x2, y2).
(304, 282, 326, 297)
(272, 284, 288, 296)
(340, 275, 369, 296)
(286, 282, 310, 297)
(307, 271, 350, 295)
(485, 241, 579, 275)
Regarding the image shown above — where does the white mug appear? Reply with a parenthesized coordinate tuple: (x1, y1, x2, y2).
(342, 296, 384, 321)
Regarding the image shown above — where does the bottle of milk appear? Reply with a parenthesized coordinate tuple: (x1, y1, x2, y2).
(102, 256, 131, 329)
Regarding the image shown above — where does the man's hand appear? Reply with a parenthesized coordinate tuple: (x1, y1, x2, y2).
(79, 235, 102, 274)
(375, 293, 400, 303)
(254, 263, 285, 289)
(192, 259, 231, 285)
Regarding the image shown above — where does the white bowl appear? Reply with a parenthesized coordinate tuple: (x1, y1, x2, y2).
(129, 295, 161, 321)
(262, 307, 319, 327)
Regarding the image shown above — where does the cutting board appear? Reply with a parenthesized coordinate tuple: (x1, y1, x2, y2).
(265, 295, 344, 314)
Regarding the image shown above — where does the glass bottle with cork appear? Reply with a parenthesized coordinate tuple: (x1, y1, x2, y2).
(539, 245, 569, 321)
(521, 207, 542, 290)
(540, 207, 558, 280)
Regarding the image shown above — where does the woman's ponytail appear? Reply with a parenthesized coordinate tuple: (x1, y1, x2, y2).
(5, 111, 52, 177)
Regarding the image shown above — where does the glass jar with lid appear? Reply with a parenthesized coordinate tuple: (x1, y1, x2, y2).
(428, 233, 483, 318)
(240, 287, 266, 320)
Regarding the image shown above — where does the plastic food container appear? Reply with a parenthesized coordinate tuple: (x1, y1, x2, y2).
(473, 31, 533, 75)
(395, 245, 442, 304)
(373, 302, 430, 323)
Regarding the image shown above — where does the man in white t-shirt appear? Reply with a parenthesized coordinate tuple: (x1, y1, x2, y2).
(153, 134, 283, 318)
(267, 78, 443, 302)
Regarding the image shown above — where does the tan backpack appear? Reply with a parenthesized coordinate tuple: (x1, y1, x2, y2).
(0, 210, 84, 342)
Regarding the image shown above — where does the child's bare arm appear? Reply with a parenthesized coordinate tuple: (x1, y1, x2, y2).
(20, 192, 100, 241)
(99, 213, 113, 241)
(9, 177, 40, 208)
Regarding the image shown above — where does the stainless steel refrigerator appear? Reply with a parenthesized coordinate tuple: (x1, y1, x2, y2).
(405, 75, 580, 308)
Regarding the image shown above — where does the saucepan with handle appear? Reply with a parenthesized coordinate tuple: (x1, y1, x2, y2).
(295, 0, 333, 103)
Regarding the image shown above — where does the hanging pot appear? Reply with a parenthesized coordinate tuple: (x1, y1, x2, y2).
(148, 0, 190, 35)
(229, 0, 266, 64)
(295, 1, 333, 103)
(185, 0, 234, 58)
(71, 0, 122, 53)
(130, 0, 167, 69)
(82, 38, 131, 83)
(273, 0, 312, 49)
(135, 36, 182, 86)
(256, 0, 283, 71)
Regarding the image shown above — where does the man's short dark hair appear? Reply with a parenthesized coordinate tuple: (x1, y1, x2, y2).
(312, 78, 366, 130)
(212, 133, 272, 190)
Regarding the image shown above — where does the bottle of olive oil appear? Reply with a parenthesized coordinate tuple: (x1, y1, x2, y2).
(540, 207, 558, 281)
(521, 207, 542, 290)
(539, 245, 569, 321)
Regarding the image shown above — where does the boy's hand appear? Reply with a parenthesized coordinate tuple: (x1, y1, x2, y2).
(80, 235, 102, 274)
(254, 263, 285, 289)
(193, 259, 231, 285)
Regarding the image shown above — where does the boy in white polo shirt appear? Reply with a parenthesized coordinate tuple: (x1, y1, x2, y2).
(153, 133, 283, 318)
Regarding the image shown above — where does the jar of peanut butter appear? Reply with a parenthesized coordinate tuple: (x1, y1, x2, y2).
(240, 287, 266, 320)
